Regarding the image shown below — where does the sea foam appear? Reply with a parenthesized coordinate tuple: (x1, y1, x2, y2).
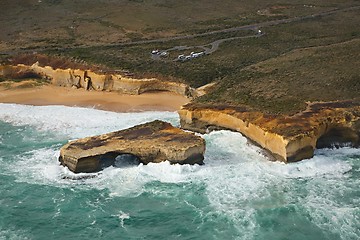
(0, 103, 179, 139)
(1, 103, 359, 239)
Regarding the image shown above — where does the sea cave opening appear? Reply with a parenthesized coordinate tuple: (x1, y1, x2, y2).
(316, 126, 359, 149)
(99, 152, 141, 170)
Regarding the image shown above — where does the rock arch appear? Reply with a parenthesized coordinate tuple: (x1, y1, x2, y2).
(179, 101, 360, 163)
(59, 120, 205, 173)
(79, 152, 141, 171)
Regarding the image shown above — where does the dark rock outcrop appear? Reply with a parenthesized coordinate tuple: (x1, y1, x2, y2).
(59, 120, 205, 173)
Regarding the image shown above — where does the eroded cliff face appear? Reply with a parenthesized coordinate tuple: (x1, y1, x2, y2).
(59, 120, 206, 173)
(179, 101, 360, 162)
(0, 63, 195, 97)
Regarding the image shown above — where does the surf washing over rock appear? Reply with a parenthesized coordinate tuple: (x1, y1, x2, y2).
(59, 120, 205, 173)
(0, 103, 359, 239)
(4, 58, 359, 165)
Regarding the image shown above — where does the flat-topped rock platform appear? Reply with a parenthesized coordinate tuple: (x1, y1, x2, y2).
(179, 100, 360, 162)
(59, 120, 205, 173)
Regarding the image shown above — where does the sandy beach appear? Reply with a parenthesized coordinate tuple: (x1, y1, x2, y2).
(0, 81, 190, 112)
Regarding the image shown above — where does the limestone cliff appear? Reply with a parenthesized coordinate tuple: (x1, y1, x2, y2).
(59, 120, 205, 173)
(0, 63, 195, 97)
(179, 101, 360, 162)
(0, 64, 42, 79)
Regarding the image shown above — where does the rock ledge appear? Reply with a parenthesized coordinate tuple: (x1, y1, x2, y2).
(59, 120, 205, 173)
(179, 101, 360, 162)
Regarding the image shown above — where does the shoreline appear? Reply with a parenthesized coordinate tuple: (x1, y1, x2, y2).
(0, 82, 190, 112)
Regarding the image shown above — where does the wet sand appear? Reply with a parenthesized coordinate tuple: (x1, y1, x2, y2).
(0, 82, 190, 112)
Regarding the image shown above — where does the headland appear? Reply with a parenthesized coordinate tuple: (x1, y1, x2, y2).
(1, 1, 360, 163)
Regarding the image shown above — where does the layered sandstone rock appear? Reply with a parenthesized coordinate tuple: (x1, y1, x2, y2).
(59, 120, 205, 173)
(179, 101, 360, 162)
(0, 64, 42, 79)
(0, 63, 195, 97)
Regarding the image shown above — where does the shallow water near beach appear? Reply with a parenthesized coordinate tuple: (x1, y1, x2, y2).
(0, 103, 359, 240)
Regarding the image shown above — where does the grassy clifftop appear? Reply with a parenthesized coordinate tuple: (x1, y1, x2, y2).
(1, 0, 360, 115)
(197, 39, 360, 114)
(2, 0, 356, 50)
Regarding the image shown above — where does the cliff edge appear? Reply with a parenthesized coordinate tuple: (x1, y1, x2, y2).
(0, 63, 196, 98)
(179, 101, 360, 162)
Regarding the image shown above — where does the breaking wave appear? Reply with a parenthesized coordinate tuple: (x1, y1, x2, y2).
(0, 103, 359, 239)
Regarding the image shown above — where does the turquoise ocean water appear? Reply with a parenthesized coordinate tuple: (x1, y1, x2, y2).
(0, 103, 359, 240)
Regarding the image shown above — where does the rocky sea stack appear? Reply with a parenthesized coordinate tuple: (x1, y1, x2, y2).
(59, 120, 205, 173)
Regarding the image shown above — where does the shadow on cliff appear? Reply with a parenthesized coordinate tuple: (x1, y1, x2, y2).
(316, 126, 359, 149)
(99, 153, 141, 170)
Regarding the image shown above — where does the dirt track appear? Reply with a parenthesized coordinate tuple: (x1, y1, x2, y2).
(1, 5, 359, 56)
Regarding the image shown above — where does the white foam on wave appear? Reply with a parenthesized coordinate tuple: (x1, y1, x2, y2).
(190, 131, 359, 239)
(0, 103, 181, 193)
(1, 104, 359, 239)
(197, 131, 274, 239)
(6, 146, 203, 197)
(0, 103, 179, 139)
(298, 148, 360, 240)
(0, 227, 31, 240)
(111, 211, 130, 229)
(263, 154, 353, 179)
(303, 177, 360, 240)
(2, 147, 75, 186)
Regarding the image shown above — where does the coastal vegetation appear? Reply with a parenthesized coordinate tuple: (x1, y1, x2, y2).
(1, 2, 360, 238)
(1, 0, 359, 114)
(197, 38, 360, 114)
